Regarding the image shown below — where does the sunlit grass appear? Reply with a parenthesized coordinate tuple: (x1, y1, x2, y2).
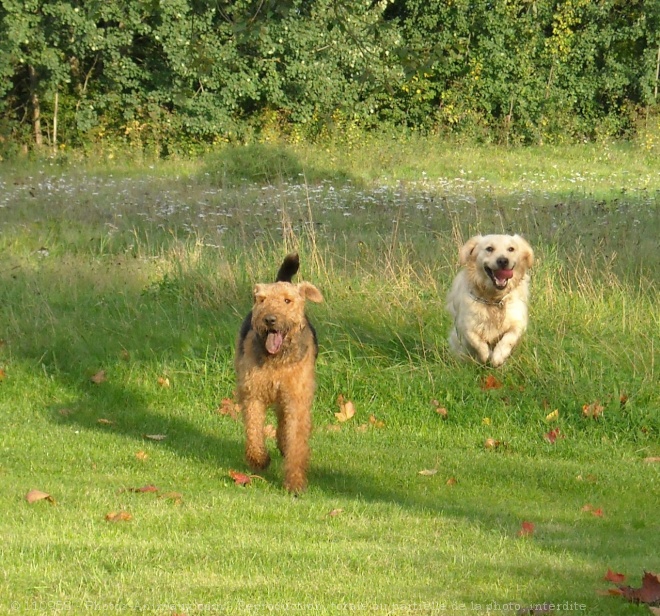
(0, 142, 658, 615)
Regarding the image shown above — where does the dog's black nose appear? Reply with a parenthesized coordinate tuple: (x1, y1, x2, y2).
(496, 257, 510, 269)
(265, 315, 277, 327)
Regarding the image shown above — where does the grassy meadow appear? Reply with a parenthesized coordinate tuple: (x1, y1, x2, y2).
(0, 137, 658, 615)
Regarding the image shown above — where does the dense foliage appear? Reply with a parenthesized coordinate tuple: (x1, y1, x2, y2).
(1, 0, 659, 156)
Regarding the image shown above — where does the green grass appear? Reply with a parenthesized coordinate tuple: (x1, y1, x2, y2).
(0, 139, 658, 615)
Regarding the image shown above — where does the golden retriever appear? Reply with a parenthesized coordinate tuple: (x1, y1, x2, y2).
(446, 234, 534, 367)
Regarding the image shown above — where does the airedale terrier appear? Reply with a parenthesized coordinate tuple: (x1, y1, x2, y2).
(235, 253, 323, 493)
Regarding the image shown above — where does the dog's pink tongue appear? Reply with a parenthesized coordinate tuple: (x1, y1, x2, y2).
(495, 269, 514, 280)
(265, 332, 283, 354)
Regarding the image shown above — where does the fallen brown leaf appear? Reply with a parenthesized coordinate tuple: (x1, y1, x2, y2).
(157, 376, 170, 388)
(0, 368, 6, 381)
(97, 418, 115, 426)
(25, 489, 56, 505)
(616, 571, 660, 605)
(544, 428, 563, 444)
(328, 508, 344, 517)
(418, 469, 438, 476)
(517, 521, 535, 537)
(335, 395, 356, 423)
(135, 451, 149, 461)
(217, 397, 241, 420)
(368, 414, 385, 428)
(604, 569, 626, 584)
(121, 484, 159, 494)
(484, 437, 503, 450)
(105, 511, 132, 522)
(229, 470, 252, 486)
(90, 370, 107, 384)
(582, 401, 604, 419)
(159, 491, 183, 505)
(431, 399, 448, 419)
(481, 374, 503, 390)
(143, 434, 167, 441)
(643, 457, 660, 464)
(581, 504, 604, 517)
(446, 477, 457, 486)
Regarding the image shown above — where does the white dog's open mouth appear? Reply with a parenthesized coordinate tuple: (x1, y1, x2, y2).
(485, 266, 514, 290)
(265, 330, 284, 354)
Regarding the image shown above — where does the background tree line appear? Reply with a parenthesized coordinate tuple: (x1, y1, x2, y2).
(1, 0, 659, 157)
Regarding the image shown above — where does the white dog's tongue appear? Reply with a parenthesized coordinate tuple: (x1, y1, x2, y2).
(494, 269, 514, 285)
(266, 331, 284, 354)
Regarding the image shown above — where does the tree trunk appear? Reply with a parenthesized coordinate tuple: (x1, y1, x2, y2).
(28, 64, 43, 148)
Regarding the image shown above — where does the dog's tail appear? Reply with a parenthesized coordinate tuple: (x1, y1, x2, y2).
(276, 253, 300, 282)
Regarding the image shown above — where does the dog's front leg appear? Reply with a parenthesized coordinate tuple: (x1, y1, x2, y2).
(490, 329, 523, 367)
(279, 402, 312, 494)
(463, 330, 491, 364)
(243, 399, 271, 470)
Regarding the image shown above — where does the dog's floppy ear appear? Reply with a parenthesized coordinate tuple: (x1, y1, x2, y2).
(459, 235, 482, 266)
(253, 284, 267, 302)
(297, 282, 323, 303)
(514, 235, 534, 268)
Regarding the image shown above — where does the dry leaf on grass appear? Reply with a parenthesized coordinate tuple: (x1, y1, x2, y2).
(157, 376, 170, 388)
(135, 451, 149, 461)
(418, 469, 438, 476)
(643, 457, 660, 464)
(431, 399, 448, 419)
(335, 395, 356, 423)
(611, 571, 660, 606)
(604, 569, 626, 584)
(105, 511, 132, 522)
(0, 368, 6, 381)
(544, 428, 564, 444)
(143, 434, 167, 441)
(328, 508, 344, 517)
(25, 489, 56, 505)
(217, 397, 241, 420)
(446, 477, 457, 486)
(229, 470, 252, 486)
(582, 401, 604, 419)
(481, 374, 503, 390)
(159, 491, 183, 505)
(545, 409, 559, 422)
(97, 418, 115, 426)
(484, 438, 504, 450)
(581, 504, 604, 517)
(120, 484, 159, 494)
(264, 424, 277, 439)
(90, 370, 107, 384)
(368, 414, 385, 428)
(517, 521, 535, 537)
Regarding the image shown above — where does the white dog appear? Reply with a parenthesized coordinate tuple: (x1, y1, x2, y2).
(446, 234, 534, 367)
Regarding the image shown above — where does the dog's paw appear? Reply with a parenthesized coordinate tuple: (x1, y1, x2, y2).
(246, 451, 271, 470)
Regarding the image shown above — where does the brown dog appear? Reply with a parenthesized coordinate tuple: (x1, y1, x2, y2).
(234, 254, 323, 493)
(446, 234, 534, 367)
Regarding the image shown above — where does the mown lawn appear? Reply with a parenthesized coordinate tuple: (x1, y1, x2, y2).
(0, 139, 658, 615)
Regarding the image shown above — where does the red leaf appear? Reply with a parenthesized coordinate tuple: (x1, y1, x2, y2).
(229, 470, 252, 487)
(617, 571, 660, 605)
(544, 427, 563, 443)
(604, 569, 626, 584)
(90, 370, 107, 384)
(481, 375, 503, 390)
(517, 521, 535, 537)
(217, 397, 241, 420)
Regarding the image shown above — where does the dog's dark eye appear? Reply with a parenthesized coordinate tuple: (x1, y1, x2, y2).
(507, 246, 515, 252)
(486, 246, 494, 253)
(284, 298, 291, 304)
